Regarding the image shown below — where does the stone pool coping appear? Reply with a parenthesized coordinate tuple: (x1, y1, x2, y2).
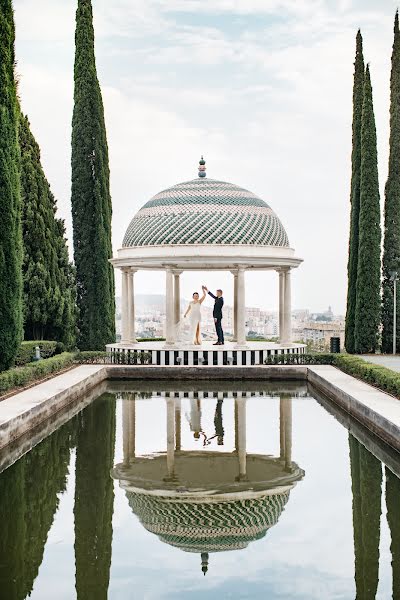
(1, 364, 400, 457)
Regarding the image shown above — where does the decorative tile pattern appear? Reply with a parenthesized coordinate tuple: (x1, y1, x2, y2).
(123, 178, 289, 247)
(127, 491, 290, 552)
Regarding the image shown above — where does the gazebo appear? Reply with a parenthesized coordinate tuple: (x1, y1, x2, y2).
(107, 158, 305, 365)
(112, 389, 305, 575)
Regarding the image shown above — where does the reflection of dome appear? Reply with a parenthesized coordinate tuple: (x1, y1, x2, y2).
(123, 178, 289, 248)
(127, 490, 290, 554)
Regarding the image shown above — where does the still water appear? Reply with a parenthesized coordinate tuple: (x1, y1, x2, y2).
(0, 381, 399, 600)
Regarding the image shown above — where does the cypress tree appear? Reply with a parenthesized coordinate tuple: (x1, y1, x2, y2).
(19, 114, 77, 347)
(349, 435, 382, 599)
(345, 30, 365, 354)
(354, 65, 381, 354)
(382, 11, 400, 353)
(74, 395, 115, 599)
(385, 467, 400, 599)
(0, 1, 23, 371)
(71, 0, 115, 350)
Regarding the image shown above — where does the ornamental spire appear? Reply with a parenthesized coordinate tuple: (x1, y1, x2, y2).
(198, 155, 206, 178)
(201, 552, 209, 575)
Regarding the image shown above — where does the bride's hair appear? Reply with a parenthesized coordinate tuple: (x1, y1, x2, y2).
(192, 292, 199, 298)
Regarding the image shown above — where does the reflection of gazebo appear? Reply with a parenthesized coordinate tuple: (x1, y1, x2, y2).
(107, 158, 305, 365)
(112, 392, 304, 574)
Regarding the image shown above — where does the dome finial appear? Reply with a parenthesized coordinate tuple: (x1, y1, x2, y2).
(198, 156, 206, 178)
(201, 552, 209, 575)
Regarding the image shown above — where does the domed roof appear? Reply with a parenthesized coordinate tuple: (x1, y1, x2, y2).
(123, 164, 289, 248)
(126, 490, 290, 554)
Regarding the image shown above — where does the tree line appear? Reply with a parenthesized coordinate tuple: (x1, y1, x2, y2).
(0, 0, 115, 371)
(346, 13, 400, 354)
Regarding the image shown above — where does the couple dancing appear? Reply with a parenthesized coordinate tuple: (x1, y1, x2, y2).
(182, 285, 224, 346)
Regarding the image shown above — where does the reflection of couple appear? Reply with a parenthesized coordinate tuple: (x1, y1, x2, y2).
(183, 286, 224, 346)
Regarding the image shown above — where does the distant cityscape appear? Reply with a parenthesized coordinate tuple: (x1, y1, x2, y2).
(115, 295, 345, 350)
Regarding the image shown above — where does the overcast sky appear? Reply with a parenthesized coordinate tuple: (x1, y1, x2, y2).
(13, 0, 399, 313)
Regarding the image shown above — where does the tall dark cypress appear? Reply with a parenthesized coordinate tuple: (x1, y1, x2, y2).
(71, 0, 115, 350)
(0, 1, 22, 371)
(19, 114, 77, 347)
(0, 420, 73, 599)
(386, 467, 400, 599)
(354, 65, 381, 354)
(382, 11, 400, 353)
(345, 31, 365, 354)
(74, 395, 116, 599)
(349, 435, 382, 599)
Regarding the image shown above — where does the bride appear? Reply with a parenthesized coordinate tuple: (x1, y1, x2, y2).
(183, 289, 207, 345)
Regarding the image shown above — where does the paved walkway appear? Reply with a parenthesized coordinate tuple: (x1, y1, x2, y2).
(359, 355, 400, 373)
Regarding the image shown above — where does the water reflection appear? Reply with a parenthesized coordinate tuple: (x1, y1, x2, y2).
(0, 422, 74, 599)
(349, 434, 382, 600)
(112, 391, 304, 574)
(386, 467, 400, 599)
(0, 387, 400, 597)
(74, 394, 116, 600)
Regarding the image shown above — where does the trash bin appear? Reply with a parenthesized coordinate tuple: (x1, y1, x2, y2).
(330, 337, 340, 353)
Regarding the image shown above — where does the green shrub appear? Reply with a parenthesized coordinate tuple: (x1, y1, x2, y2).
(15, 341, 58, 366)
(73, 351, 109, 364)
(264, 353, 335, 365)
(263, 353, 400, 399)
(0, 353, 75, 394)
(333, 354, 400, 397)
(74, 351, 152, 365)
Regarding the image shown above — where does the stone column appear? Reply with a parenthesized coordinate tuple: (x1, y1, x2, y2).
(128, 269, 137, 344)
(235, 397, 247, 481)
(165, 268, 175, 345)
(175, 397, 181, 451)
(121, 268, 130, 344)
(279, 396, 285, 461)
(232, 270, 238, 342)
(128, 393, 136, 461)
(173, 271, 182, 325)
(278, 270, 285, 343)
(282, 269, 292, 345)
(122, 399, 130, 466)
(284, 396, 292, 471)
(236, 267, 246, 347)
(122, 395, 136, 465)
(164, 397, 176, 481)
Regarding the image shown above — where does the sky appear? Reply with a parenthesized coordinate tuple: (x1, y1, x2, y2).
(13, 0, 400, 313)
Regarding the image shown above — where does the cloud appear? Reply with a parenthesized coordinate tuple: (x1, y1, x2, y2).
(13, 0, 400, 311)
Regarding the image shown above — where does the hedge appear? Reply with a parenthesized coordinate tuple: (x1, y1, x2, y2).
(264, 353, 400, 398)
(333, 354, 400, 397)
(0, 352, 75, 394)
(264, 353, 335, 365)
(74, 351, 152, 365)
(14, 340, 61, 367)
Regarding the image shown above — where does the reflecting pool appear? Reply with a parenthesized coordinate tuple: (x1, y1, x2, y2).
(0, 381, 399, 599)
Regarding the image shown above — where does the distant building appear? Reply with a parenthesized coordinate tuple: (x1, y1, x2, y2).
(301, 322, 345, 351)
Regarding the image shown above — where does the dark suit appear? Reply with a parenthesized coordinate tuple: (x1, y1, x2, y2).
(208, 292, 224, 343)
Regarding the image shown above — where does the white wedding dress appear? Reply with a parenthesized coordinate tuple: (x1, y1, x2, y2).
(176, 300, 202, 345)
(187, 300, 202, 344)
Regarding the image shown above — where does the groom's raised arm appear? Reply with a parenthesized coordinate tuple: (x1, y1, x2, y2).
(208, 291, 217, 300)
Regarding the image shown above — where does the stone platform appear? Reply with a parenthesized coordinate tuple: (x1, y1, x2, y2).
(106, 341, 306, 366)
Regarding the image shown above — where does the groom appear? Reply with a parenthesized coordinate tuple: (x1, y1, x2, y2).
(203, 286, 224, 345)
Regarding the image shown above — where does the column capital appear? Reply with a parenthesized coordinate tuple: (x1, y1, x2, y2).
(172, 269, 183, 276)
(230, 270, 239, 276)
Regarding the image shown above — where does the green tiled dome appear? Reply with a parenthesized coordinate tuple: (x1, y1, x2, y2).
(126, 491, 290, 553)
(123, 178, 289, 247)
